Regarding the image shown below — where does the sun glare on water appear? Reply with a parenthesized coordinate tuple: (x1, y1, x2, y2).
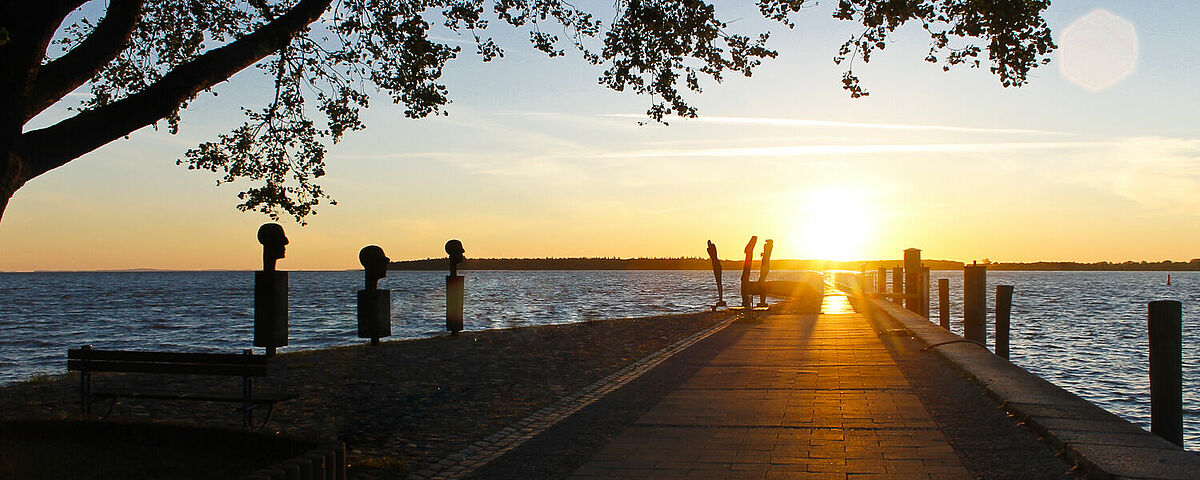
(789, 187, 875, 262)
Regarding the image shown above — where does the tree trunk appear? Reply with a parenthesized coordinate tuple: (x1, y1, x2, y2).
(0, 153, 25, 224)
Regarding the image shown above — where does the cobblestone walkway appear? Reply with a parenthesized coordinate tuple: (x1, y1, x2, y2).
(571, 293, 973, 479)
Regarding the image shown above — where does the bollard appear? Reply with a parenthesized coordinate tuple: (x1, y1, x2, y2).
(1148, 300, 1183, 447)
(938, 278, 950, 330)
(963, 265, 986, 345)
(891, 267, 903, 304)
(446, 240, 466, 335)
(904, 248, 921, 314)
(995, 285, 1013, 359)
(876, 267, 886, 295)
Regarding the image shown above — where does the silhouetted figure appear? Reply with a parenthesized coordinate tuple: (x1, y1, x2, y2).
(446, 239, 465, 276)
(740, 236, 758, 307)
(358, 245, 392, 345)
(758, 239, 774, 307)
(707, 240, 725, 310)
(254, 223, 289, 356)
(257, 223, 288, 272)
(445, 239, 466, 335)
(359, 245, 390, 291)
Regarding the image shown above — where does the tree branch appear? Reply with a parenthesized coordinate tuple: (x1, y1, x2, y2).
(20, 0, 334, 177)
(25, 0, 145, 122)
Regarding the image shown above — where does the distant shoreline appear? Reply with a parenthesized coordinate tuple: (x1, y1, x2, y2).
(387, 257, 1200, 272)
(6, 258, 1200, 273)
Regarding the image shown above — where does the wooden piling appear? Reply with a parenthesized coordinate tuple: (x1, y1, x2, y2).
(922, 266, 931, 318)
(995, 285, 1013, 359)
(1148, 300, 1183, 447)
(904, 249, 921, 314)
(876, 267, 886, 295)
(938, 279, 949, 330)
(963, 265, 986, 345)
(891, 267, 903, 304)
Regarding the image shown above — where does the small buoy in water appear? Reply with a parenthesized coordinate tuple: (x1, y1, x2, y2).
(1167, 274, 1171, 286)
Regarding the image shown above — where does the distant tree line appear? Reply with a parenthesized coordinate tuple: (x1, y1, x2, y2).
(388, 257, 969, 271)
(390, 257, 1200, 271)
(983, 260, 1200, 271)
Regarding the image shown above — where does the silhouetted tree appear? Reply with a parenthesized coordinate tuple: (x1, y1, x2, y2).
(0, 0, 1054, 223)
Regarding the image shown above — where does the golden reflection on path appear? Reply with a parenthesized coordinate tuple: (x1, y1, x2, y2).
(821, 291, 856, 314)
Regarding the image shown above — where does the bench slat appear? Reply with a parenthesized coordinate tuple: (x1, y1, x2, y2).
(68, 349, 268, 365)
(68, 359, 267, 376)
(91, 391, 298, 404)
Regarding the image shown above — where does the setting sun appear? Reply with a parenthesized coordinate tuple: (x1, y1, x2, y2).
(790, 187, 875, 261)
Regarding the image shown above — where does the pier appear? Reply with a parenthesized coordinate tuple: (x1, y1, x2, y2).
(437, 283, 1200, 479)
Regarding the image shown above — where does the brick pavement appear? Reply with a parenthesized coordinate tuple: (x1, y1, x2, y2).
(571, 293, 973, 480)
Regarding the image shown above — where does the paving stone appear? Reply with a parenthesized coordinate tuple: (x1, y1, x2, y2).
(570, 295, 967, 479)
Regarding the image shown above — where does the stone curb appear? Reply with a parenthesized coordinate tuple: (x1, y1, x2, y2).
(866, 297, 1200, 480)
(240, 440, 346, 480)
(405, 313, 741, 480)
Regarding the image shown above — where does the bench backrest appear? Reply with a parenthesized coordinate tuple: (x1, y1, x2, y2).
(67, 348, 269, 376)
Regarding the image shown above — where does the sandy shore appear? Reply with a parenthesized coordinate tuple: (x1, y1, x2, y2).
(0, 310, 733, 478)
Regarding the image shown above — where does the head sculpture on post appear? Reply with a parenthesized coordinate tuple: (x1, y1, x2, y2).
(257, 223, 288, 272)
(359, 245, 390, 291)
(445, 239, 465, 277)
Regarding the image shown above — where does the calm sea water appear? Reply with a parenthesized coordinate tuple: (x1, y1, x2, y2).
(0, 270, 1195, 448)
(926, 270, 1200, 450)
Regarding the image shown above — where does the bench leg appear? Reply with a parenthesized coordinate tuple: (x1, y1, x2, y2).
(243, 376, 253, 429)
(99, 396, 120, 419)
(80, 371, 92, 417)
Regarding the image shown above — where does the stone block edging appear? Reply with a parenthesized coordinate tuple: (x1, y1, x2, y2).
(239, 440, 346, 480)
(867, 298, 1200, 480)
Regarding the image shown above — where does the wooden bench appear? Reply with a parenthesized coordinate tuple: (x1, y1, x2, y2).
(67, 346, 297, 430)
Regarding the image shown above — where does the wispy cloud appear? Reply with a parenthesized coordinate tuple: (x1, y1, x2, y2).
(600, 114, 1076, 136)
(603, 141, 1115, 158)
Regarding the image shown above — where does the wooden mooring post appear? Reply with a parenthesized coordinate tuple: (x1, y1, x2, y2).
(938, 278, 949, 330)
(891, 267, 903, 304)
(995, 285, 1013, 359)
(923, 266, 931, 318)
(876, 267, 886, 295)
(963, 264, 986, 345)
(1148, 300, 1183, 447)
(904, 248, 921, 314)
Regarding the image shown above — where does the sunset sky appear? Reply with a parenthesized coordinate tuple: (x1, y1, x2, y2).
(3, 0, 1199, 271)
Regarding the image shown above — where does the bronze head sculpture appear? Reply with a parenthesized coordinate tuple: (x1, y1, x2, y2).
(359, 245, 390, 290)
(257, 223, 288, 272)
(445, 239, 465, 277)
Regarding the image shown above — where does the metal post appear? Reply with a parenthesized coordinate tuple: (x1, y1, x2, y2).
(963, 265, 986, 345)
(891, 267, 903, 304)
(904, 248, 921, 313)
(1148, 300, 1183, 447)
(995, 285, 1013, 359)
(938, 279, 950, 330)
